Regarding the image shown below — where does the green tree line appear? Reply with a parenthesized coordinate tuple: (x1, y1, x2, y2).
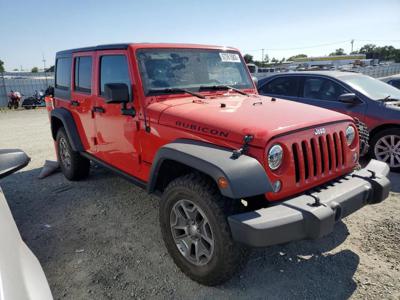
(244, 44, 400, 66)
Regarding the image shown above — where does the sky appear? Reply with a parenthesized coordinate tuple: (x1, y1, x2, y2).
(1, 0, 399, 71)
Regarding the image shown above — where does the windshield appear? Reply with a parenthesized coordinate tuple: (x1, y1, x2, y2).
(341, 74, 400, 100)
(136, 49, 253, 95)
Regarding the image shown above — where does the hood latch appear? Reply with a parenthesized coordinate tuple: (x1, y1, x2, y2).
(231, 135, 254, 159)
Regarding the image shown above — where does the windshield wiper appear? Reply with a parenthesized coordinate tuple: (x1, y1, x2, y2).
(378, 95, 400, 102)
(199, 85, 249, 96)
(148, 88, 205, 99)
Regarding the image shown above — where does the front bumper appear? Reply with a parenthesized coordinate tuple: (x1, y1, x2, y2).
(228, 159, 391, 247)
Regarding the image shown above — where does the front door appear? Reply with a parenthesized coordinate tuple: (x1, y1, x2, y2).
(299, 76, 367, 122)
(92, 51, 140, 176)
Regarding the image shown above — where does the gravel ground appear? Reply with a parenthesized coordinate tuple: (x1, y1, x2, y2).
(1, 109, 399, 300)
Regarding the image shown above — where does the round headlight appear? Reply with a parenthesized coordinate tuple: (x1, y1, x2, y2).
(346, 126, 356, 146)
(268, 144, 283, 170)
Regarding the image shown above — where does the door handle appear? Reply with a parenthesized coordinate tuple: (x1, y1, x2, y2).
(92, 106, 105, 113)
(71, 100, 80, 107)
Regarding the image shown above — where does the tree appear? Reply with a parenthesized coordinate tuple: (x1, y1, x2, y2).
(271, 57, 278, 63)
(31, 67, 39, 73)
(263, 54, 269, 63)
(287, 54, 307, 61)
(358, 44, 400, 62)
(329, 48, 346, 56)
(243, 54, 254, 64)
(13, 68, 18, 71)
(0, 59, 4, 73)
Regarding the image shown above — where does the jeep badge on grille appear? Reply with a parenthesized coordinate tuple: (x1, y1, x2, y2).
(314, 128, 326, 135)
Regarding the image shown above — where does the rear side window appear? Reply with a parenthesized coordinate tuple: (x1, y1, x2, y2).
(55, 58, 72, 90)
(100, 55, 131, 97)
(390, 79, 400, 89)
(302, 77, 348, 101)
(260, 77, 299, 96)
(74, 56, 92, 93)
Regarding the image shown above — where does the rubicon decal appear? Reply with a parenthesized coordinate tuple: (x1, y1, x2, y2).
(176, 121, 229, 138)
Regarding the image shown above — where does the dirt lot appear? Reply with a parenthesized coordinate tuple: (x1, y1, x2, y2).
(1, 109, 399, 300)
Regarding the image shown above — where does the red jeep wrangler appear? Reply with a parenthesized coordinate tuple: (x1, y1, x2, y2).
(47, 43, 391, 285)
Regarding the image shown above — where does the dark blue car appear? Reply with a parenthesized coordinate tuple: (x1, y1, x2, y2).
(258, 71, 400, 171)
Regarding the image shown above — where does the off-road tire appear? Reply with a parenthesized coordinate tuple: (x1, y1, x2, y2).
(56, 127, 90, 180)
(370, 128, 400, 172)
(159, 173, 248, 286)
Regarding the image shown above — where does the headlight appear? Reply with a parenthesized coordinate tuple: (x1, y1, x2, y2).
(346, 126, 356, 146)
(268, 144, 283, 170)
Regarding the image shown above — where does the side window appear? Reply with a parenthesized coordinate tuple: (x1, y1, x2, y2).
(100, 55, 131, 97)
(390, 80, 400, 89)
(74, 56, 92, 93)
(260, 77, 299, 96)
(302, 77, 348, 101)
(55, 57, 72, 90)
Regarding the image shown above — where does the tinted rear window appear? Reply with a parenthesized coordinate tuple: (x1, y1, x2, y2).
(390, 79, 400, 89)
(55, 58, 72, 90)
(74, 56, 92, 93)
(260, 76, 299, 96)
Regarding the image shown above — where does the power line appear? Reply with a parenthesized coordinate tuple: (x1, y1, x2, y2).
(243, 38, 400, 54)
(244, 40, 350, 53)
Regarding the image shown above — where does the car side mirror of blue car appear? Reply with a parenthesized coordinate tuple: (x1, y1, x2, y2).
(338, 93, 362, 105)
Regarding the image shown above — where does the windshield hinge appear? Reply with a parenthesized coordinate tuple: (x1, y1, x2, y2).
(231, 135, 254, 159)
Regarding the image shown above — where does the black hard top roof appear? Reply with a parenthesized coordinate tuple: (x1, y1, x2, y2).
(56, 43, 130, 56)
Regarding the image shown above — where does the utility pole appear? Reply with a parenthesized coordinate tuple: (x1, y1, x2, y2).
(42, 53, 47, 71)
(261, 48, 265, 64)
(42, 53, 48, 86)
(351, 39, 354, 54)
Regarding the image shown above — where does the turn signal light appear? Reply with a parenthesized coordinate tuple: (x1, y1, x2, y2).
(217, 177, 229, 189)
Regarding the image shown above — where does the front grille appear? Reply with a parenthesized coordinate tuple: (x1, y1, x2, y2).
(292, 131, 347, 183)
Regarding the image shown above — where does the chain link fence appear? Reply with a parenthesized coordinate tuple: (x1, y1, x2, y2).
(0, 72, 54, 107)
(252, 63, 400, 80)
(356, 63, 400, 78)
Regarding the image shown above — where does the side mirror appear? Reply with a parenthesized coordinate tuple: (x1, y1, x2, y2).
(104, 83, 130, 103)
(252, 76, 258, 87)
(338, 93, 361, 105)
(0, 149, 30, 179)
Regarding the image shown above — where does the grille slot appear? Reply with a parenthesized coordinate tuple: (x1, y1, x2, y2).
(293, 131, 346, 183)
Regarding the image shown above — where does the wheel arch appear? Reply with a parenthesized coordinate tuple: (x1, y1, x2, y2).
(148, 139, 272, 199)
(50, 108, 84, 152)
(370, 123, 400, 140)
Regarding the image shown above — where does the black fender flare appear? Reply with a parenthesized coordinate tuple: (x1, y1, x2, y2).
(50, 108, 84, 152)
(148, 139, 273, 199)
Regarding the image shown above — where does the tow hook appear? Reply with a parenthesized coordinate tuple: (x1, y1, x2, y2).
(309, 193, 321, 207)
(231, 135, 254, 159)
(368, 170, 376, 179)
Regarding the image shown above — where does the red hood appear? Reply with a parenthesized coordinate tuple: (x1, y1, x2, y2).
(151, 94, 352, 147)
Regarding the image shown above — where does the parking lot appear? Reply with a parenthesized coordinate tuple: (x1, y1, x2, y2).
(1, 108, 399, 299)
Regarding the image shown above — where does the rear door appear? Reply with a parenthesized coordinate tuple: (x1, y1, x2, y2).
(92, 50, 141, 176)
(299, 76, 367, 122)
(70, 52, 97, 153)
(258, 76, 301, 101)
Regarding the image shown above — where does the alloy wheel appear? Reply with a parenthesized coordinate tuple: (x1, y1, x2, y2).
(374, 134, 400, 168)
(59, 137, 72, 168)
(170, 199, 214, 266)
